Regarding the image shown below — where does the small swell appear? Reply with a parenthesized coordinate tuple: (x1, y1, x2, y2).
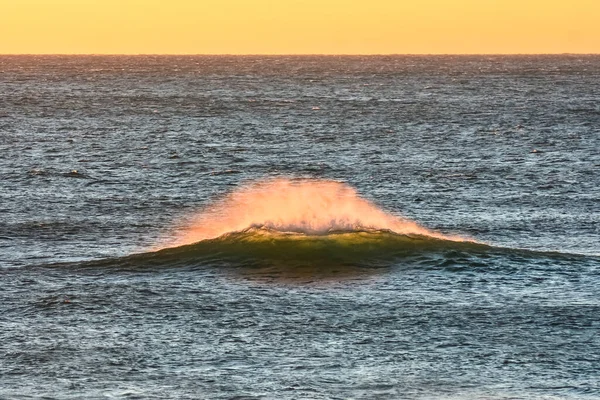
(157, 178, 467, 250)
(50, 226, 592, 273)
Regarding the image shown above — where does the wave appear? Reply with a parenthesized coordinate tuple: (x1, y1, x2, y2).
(42, 225, 598, 284)
(58, 227, 595, 279)
(42, 178, 597, 275)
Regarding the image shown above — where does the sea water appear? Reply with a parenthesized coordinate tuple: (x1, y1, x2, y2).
(1, 55, 599, 399)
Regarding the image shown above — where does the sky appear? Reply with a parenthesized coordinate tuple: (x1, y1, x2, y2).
(1, 0, 599, 54)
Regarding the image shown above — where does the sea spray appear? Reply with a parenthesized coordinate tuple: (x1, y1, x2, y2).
(160, 178, 465, 249)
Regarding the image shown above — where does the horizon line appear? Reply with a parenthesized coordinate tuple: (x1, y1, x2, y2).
(1, 52, 600, 57)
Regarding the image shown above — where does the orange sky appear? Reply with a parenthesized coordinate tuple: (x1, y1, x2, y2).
(1, 0, 599, 54)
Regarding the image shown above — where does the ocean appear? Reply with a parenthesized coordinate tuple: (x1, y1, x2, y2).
(1, 55, 599, 399)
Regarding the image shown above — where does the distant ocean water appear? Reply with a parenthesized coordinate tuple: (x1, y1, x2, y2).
(1, 55, 599, 399)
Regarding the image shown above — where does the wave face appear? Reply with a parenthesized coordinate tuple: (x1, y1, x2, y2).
(88, 227, 586, 276)
(95, 227, 495, 276)
(162, 228, 481, 264)
(161, 178, 465, 250)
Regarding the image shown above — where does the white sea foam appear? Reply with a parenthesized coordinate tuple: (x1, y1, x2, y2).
(161, 178, 464, 248)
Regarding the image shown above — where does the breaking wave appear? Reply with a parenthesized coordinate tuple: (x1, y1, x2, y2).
(46, 178, 594, 273)
(59, 178, 597, 272)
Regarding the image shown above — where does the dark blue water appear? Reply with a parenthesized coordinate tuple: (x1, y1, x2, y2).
(1, 55, 599, 399)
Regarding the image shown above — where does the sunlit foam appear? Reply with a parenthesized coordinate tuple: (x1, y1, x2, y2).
(159, 178, 465, 249)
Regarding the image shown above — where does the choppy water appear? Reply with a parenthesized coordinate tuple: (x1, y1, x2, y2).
(1, 55, 599, 399)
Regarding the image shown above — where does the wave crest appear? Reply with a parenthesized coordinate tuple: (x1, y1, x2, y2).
(159, 178, 466, 249)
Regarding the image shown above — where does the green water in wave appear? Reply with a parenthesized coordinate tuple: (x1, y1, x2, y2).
(143, 228, 490, 266)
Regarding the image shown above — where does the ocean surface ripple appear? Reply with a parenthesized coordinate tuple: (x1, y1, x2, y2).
(1, 55, 600, 399)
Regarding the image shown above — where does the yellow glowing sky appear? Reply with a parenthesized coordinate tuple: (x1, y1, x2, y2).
(1, 0, 599, 54)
